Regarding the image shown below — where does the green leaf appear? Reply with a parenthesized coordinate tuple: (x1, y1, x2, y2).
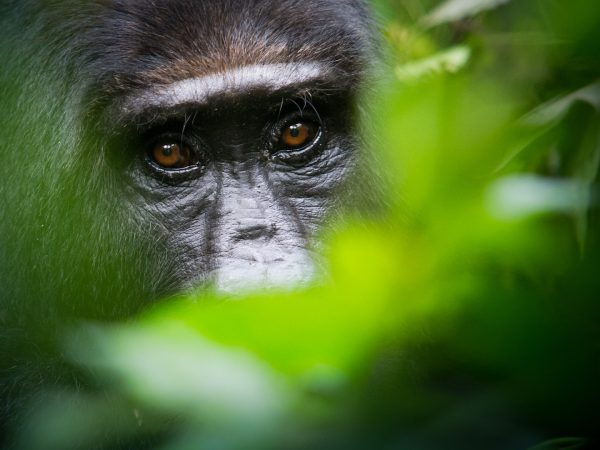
(422, 0, 511, 27)
(395, 45, 471, 82)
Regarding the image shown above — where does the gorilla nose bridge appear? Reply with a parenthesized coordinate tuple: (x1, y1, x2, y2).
(216, 169, 284, 241)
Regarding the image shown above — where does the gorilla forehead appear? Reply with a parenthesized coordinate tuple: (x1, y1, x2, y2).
(92, 0, 373, 91)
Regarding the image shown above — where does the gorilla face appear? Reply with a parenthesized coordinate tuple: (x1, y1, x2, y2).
(114, 63, 358, 293)
(85, 0, 374, 295)
(0, 0, 375, 316)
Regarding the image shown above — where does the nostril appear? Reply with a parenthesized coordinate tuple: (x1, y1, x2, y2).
(234, 223, 276, 241)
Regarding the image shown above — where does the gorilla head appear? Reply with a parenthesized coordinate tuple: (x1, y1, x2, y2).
(0, 0, 376, 342)
(0, 0, 378, 440)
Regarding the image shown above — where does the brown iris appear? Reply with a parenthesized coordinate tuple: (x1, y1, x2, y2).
(151, 142, 194, 169)
(280, 122, 316, 149)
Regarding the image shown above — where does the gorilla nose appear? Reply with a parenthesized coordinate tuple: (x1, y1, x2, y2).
(233, 223, 276, 241)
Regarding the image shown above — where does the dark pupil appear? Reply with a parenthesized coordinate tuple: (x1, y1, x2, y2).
(162, 145, 174, 156)
(289, 126, 300, 138)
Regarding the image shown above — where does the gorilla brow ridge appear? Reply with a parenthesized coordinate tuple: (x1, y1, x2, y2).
(120, 62, 330, 116)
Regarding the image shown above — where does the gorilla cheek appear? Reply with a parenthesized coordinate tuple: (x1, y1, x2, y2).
(142, 162, 319, 294)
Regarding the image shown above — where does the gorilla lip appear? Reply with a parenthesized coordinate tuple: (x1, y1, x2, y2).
(120, 62, 329, 116)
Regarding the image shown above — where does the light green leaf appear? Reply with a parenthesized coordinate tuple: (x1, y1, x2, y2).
(486, 174, 591, 220)
(395, 45, 471, 82)
(70, 324, 291, 428)
(422, 0, 510, 27)
(523, 80, 600, 128)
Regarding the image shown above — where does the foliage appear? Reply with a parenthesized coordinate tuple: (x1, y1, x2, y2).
(14, 0, 600, 448)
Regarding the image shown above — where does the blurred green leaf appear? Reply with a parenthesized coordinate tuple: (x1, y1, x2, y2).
(528, 437, 589, 450)
(396, 45, 471, 82)
(486, 175, 590, 220)
(523, 81, 600, 128)
(423, 0, 510, 27)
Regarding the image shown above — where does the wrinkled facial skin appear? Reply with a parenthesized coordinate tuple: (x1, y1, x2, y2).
(88, 0, 376, 295)
(0, 0, 375, 314)
(117, 68, 357, 293)
(0, 0, 375, 432)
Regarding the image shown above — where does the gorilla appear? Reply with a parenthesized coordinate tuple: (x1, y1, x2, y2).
(0, 0, 376, 441)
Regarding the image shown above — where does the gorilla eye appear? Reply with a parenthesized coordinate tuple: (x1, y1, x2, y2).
(271, 119, 323, 166)
(280, 122, 315, 149)
(143, 135, 206, 182)
(150, 142, 195, 169)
